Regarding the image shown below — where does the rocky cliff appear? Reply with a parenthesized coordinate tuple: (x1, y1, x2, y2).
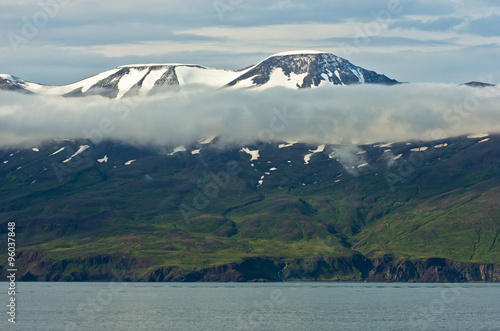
(8, 251, 500, 282)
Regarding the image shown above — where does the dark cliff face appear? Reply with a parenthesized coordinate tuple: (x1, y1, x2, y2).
(14, 250, 153, 281)
(282, 254, 374, 281)
(12, 252, 286, 282)
(10, 251, 500, 282)
(149, 258, 286, 282)
(367, 256, 500, 282)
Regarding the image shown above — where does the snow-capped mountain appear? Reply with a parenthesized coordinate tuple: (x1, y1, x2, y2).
(0, 65, 241, 99)
(0, 74, 33, 94)
(226, 51, 398, 89)
(0, 51, 398, 98)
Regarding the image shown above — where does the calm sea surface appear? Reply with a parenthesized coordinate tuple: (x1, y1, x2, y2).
(2, 282, 499, 330)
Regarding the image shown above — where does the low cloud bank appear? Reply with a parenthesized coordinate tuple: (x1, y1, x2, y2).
(1, 83, 500, 148)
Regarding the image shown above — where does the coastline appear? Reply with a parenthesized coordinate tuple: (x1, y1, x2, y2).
(4, 253, 500, 282)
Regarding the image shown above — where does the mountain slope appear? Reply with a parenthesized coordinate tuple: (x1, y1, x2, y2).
(0, 65, 243, 98)
(0, 74, 34, 94)
(1, 134, 499, 281)
(226, 51, 398, 89)
(0, 51, 398, 98)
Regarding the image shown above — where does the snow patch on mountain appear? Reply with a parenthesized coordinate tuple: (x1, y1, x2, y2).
(116, 68, 149, 99)
(278, 141, 297, 148)
(63, 145, 89, 163)
(97, 155, 108, 163)
(79, 69, 121, 93)
(140, 68, 168, 96)
(50, 147, 65, 156)
(25, 69, 120, 95)
(304, 144, 325, 164)
(411, 147, 428, 152)
(467, 134, 489, 139)
(262, 69, 308, 89)
(350, 68, 365, 83)
(334, 70, 344, 86)
(198, 136, 216, 144)
(241, 147, 260, 161)
(175, 66, 242, 87)
(168, 146, 187, 155)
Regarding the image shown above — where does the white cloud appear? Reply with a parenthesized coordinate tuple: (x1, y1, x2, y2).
(1, 84, 500, 148)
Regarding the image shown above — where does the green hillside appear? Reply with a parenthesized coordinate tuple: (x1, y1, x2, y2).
(1, 135, 499, 281)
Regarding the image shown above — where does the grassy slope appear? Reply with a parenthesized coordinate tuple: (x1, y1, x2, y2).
(352, 185, 500, 264)
(1, 136, 500, 280)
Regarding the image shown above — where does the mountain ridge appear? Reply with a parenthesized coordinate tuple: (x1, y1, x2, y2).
(0, 51, 398, 98)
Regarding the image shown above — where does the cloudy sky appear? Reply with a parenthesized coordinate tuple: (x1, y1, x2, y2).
(1, 0, 499, 85)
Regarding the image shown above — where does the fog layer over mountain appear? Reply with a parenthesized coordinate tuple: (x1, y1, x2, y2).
(1, 83, 499, 147)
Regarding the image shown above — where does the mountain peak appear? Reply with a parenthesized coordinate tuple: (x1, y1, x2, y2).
(269, 50, 329, 57)
(227, 51, 398, 89)
(0, 51, 398, 98)
(461, 81, 496, 88)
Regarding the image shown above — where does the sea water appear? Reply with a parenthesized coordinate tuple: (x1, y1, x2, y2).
(2, 282, 499, 330)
